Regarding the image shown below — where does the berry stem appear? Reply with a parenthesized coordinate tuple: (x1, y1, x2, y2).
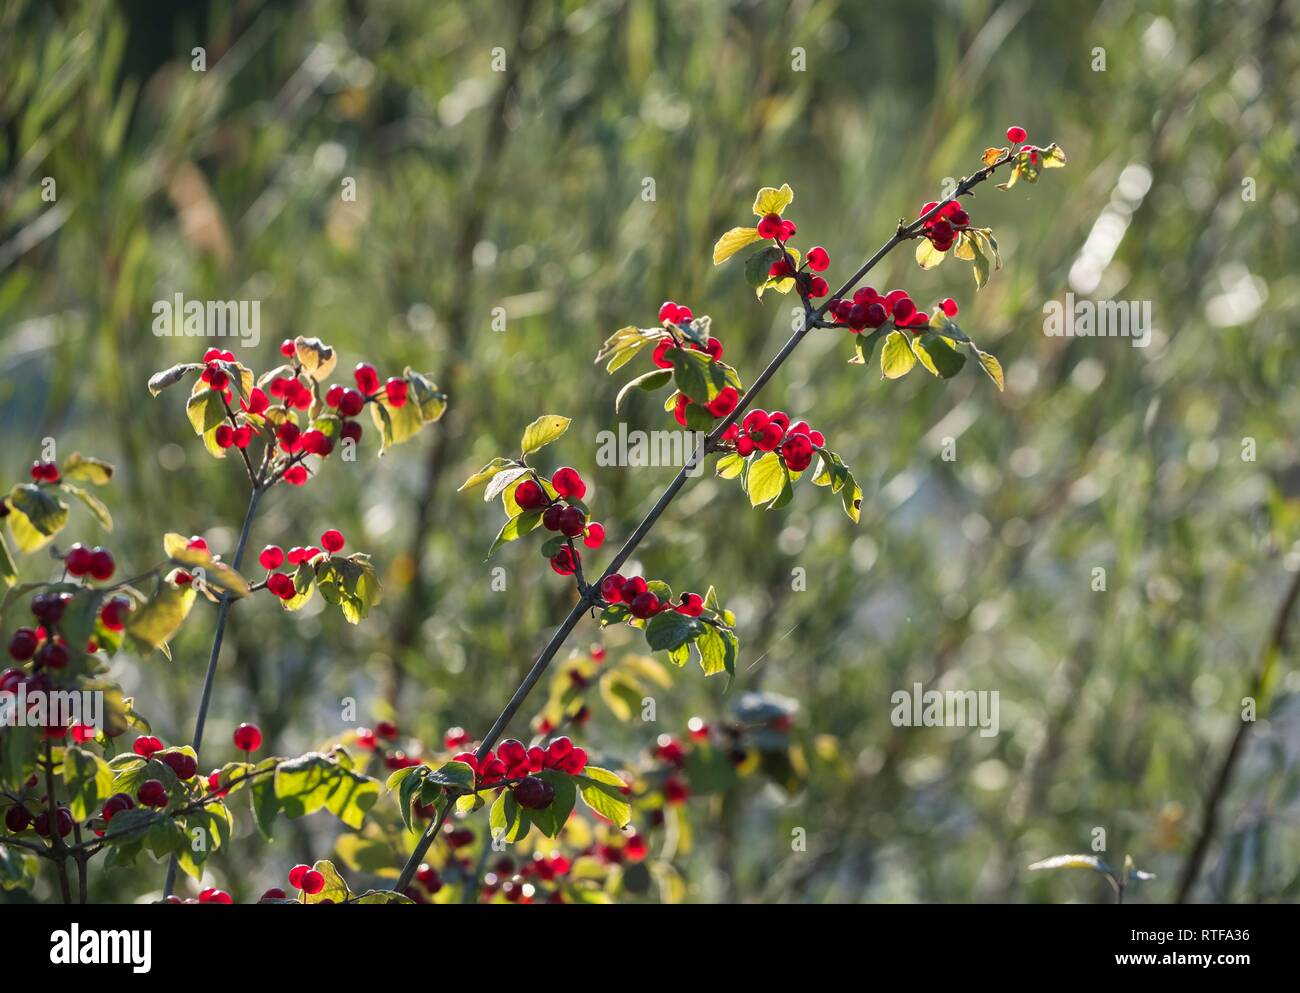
(43, 742, 72, 904)
(396, 146, 1021, 888)
(161, 481, 265, 897)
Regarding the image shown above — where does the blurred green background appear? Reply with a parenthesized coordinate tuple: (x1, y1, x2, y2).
(2, 0, 1298, 903)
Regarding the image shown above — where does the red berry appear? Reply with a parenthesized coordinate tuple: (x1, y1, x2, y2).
(88, 548, 115, 581)
(941, 298, 959, 318)
(558, 747, 587, 774)
(891, 297, 916, 322)
(161, 751, 198, 780)
(375, 720, 398, 740)
(65, 543, 93, 576)
(133, 735, 163, 758)
(280, 339, 296, 357)
(137, 780, 168, 808)
(756, 213, 782, 239)
(341, 420, 363, 443)
(514, 479, 548, 511)
(778, 219, 797, 241)
(288, 864, 310, 888)
(768, 257, 795, 279)
(706, 386, 739, 418)
(259, 545, 284, 570)
(266, 573, 296, 600)
(583, 522, 605, 549)
(233, 723, 262, 752)
(301, 430, 333, 456)
(864, 303, 888, 328)
(622, 576, 647, 599)
(675, 592, 704, 617)
(600, 574, 626, 603)
(283, 465, 308, 486)
(629, 592, 660, 619)
(320, 529, 345, 553)
(545, 736, 574, 762)
(498, 739, 527, 767)
(1006, 125, 1027, 143)
(550, 547, 579, 576)
(338, 389, 364, 417)
(807, 246, 830, 272)
(557, 506, 586, 538)
(384, 378, 408, 407)
(261, 888, 287, 901)
(807, 276, 829, 298)
(513, 776, 555, 810)
(8, 628, 38, 661)
(652, 338, 676, 368)
(443, 727, 469, 749)
(551, 467, 586, 500)
(354, 363, 380, 394)
(214, 425, 234, 449)
(5, 806, 31, 832)
(657, 301, 680, 324)
(301, 869, 325, 895)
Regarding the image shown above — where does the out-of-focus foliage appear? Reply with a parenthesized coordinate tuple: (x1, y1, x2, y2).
(1, 0, 1298, 903)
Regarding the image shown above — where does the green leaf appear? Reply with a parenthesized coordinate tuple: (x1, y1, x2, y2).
(483, 465, 530, 503)
(880, 330, 916, 380)
(576, 767, 632, 827)
(695, 625, 736, 677)
(668, 347, 719, 405)
(0, 532, 16, 587)
(975, 347, 1005, 391)
(61, 453, 114, 485)
(841, 471, 863, 523)
(314, 552, 382, 623)
(60, 484, 112, 532)
(62, 746, 114, 821)
(520, 414, 571, 455)
(489, 789, 531, 843)
(715, 453, 745, 479)
(304, 859, 351, 904)
(426, 760, 476, 791)
(8, 484, 68, 539)
(355, 889, 415, 905)
(744, 246, 783, 289)
(616, 368, 673, 412)
(528, 771, 578, 838)
(747, 452, 785, 507)
(460, 457, 514, 492)
(914, 334, 967, 378)
(645, 610, 703, 652)
(185, 389, 226, 436)
(125, 581, 197, 651)
(274, 752, 380, 830)
(712, 226, 763, 265)
(488, 510, 543, 557)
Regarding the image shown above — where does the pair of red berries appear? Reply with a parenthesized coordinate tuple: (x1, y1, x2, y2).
(34, 807, 74, 838)
(918, 200, 970, 252)
(600, 574, 703, 619)
(671, 384, 740, 426)
(137, 779, 169, 808)
(100, 792, 135, 823)
(269, 374, 314, 411)
(214, 423, 254, 450)
(757, 212, 797, 242)
(64, 543, 115, 581)
(288, 863, 326, 894)
(29, 460, 61, 483)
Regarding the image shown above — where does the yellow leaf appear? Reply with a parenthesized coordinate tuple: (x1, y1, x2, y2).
(712, 226, 763, 265)
(1042, 142, 1067, 168)
(982, 147, 1006, 166)
(954, 232, 976, 261)
(915, 239, 946, 270)
(751, 183, 793, 217)
(880, 331, 916, 380)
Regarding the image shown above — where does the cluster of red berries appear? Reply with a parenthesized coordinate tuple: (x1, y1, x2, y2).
(651, 301, 744, 425)
(599, 574, 705, 619)
(917, 199, 971, 253)
(259, 531, 345, 599)
(4, 802, 73, 837)
(29, 460, 61, 484)
(62, 542, 115, 581)
(756, 206, 832, 298)
(287, 863, 326, 895)
(827, 285, 956, 335)
(514, 469, 605, 574)
(452, 735, 588, 798)
(320, 360, 406, 424)
(719, 409, 825, 472)
(8, 592, 80, 670)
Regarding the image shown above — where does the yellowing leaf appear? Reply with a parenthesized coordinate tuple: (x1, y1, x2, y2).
(747, 452, 785, 507)
(1042, 142, 1067, 168)
(712, 226, 763, 265)
(976, 348, 1005, 391)
(982, 147, 1007, 166)
(880, 331, 916, 380)
(520, 414, 571, 455)
(915, 239, 946, 270)
(751, 183, 793, 218)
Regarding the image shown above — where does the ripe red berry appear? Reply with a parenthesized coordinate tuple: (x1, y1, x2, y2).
(891, 297, 916, 322)
(133, 735, 163, 758)
(320, 529, 345, 553)
(807, 246, 830, 272)
(545, 736, 573, 762)
(233, 723, 262, 752)
(301, 869, 325, 895)
(214, 425, 235, 449)
(601, 574, 626, 602)
(941, 298, 959, 318)
(778, 219, 797, 241)
(200, 888, 233, 904)
(5, 805, 31, 832)
(338, 389, 364, 417)
(558, 746, 587, 774)
(629, 592, 660, 619)
(498, 739, 527, 767)
(706, 386, 739, 418)
(137, 780, 168, 808)
(301, 430, 333, 456)
(1006, 125, 1027, 143)
(622, 576, 647, 599)
(542, 505, 564, 532)
(283, 465, 308, 486)
(259, 545, 284, 570)
(583, 522, 605, 549)
(864, 303, 888, 329)
(514, 479, 548, 511)
(8, 628, 38, 661)
(675, 592, 704, 617)
(551, 467, 586, 500)
(354, 363, 380, 394)
(514, 776, 555, 810)
(550, 547, 579, 576)
(261, 888, 287, 901)
(65, 543, 93, 576)
(266, 572, 296, 600)
(161, 751, 198, 780)
(557, 506, 586, 537)
(88, 548, 115, 581)
(807, 276, 829, 298)
(288, 864, 310, 888)
(384, 377, 408, 407)
(340, 420, 363, 443)
(768, 257, 795, 279)
(756, 212, 782, 239)
(375, 720, 398, 740)
(280, 339, 296, 357)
